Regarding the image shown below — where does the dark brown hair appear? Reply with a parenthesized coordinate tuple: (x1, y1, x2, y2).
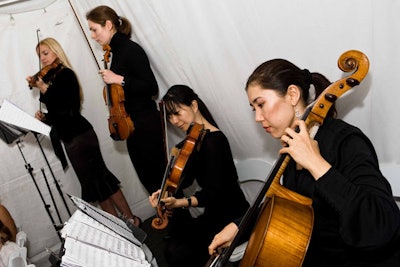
(86, 5, 132, 38)
(246, 59, 336, 117)
(162, 85, 219, 128)
(0, 220, 12, 244)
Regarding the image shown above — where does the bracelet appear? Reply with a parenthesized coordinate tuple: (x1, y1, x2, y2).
(186, 196, 192, 208)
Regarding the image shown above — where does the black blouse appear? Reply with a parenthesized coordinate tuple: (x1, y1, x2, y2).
(183, 131, 249, 231)
(39, 67, 92, 142)
(109, 32, 159, 116)
(283, 117, 400, 266)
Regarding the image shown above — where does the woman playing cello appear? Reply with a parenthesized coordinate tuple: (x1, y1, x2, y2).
(149, 85, 249, 266)
(208, 58, 400, 266)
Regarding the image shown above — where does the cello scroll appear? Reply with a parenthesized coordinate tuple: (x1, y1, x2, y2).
(303, 50, 369, 131)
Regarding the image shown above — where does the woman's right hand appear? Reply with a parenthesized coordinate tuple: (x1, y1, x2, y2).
(35, 111, 45, 121)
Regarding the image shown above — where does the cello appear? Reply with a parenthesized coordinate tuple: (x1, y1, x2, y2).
(102, 45, 134, 141)
(207, 50, 369, 267)
(152, 122, 206, 229)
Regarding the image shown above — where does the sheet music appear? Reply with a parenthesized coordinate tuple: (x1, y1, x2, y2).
(60, 210, 150, 267)
(0, 99, 50, 136)
(68, 195, 146, 245)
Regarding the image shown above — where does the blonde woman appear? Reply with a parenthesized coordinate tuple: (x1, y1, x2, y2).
(27, 38, 141, 226)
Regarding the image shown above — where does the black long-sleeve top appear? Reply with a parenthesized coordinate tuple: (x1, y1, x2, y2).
(181, 131, 249, 233)
(283, 117, 400, 266)
(39, 67, 92, 142)
(109, 32, 159, 116)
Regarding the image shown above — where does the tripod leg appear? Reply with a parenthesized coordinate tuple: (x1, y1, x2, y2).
(34, 133, 72, 216)
(29, 165, 62, 241)
(17, 140, 62, 241)
(41, 168, 63, 224)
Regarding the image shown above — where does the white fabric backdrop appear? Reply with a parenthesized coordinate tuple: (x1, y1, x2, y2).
(0, 0, 399, 263)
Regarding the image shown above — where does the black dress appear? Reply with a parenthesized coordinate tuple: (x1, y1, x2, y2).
(108, 32, 166, 194)
(40, 67, 120, 202)
(165, 131, 250, 267)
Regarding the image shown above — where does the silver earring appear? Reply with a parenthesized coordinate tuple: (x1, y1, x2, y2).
(295, 109, 301, 119)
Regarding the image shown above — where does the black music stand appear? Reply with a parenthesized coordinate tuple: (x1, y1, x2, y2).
(0, 100, 71, 240)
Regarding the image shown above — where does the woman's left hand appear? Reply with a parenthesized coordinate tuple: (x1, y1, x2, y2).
(27, 76, 49, 94)
(148, 190, 182, 209)
(148, 190, 161, 208)
(99, 69, 123, 85)
(279, 120, 331, 180)
(159, 195, 179, 209)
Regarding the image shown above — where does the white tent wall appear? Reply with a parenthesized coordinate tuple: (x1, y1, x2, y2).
(0, 0, 399, 264)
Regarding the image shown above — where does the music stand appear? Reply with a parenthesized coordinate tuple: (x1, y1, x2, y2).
(0, 99, 71, 240)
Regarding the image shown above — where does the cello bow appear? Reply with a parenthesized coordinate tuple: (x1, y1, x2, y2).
(206, 50, 369, 267)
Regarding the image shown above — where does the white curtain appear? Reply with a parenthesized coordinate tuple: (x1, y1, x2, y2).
(0, 0, 399, 262)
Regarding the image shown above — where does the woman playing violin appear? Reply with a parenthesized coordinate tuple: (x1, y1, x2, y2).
(149, 85, 249, 267)
(208, 59, 400, 266)
(27, 37, 141, 226)
(86, 5, 167, 195)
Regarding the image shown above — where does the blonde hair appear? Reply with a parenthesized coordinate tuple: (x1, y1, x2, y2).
(36, 37, 72, 69)
(36, 37, 83, 101)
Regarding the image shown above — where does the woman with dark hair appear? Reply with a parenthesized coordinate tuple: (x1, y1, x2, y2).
(208, 59, 400, 266)
(149, 85, 249, 266)
(86, 6, 167, 195)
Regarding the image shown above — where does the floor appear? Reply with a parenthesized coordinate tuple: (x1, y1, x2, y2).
(142, 216, 237, 267)
(141, 216, 170, 267)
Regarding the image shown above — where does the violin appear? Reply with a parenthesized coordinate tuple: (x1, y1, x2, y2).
(151, 122, 206, 229)
(28, 58, 64, 89)
(102, 45, 134, 141)
(206, 50, 370, 267)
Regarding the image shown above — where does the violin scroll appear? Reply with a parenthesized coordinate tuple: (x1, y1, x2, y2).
(151, 193, 172, 230)
(102, 45, 111, 64)
(151, 212, 169, 229)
